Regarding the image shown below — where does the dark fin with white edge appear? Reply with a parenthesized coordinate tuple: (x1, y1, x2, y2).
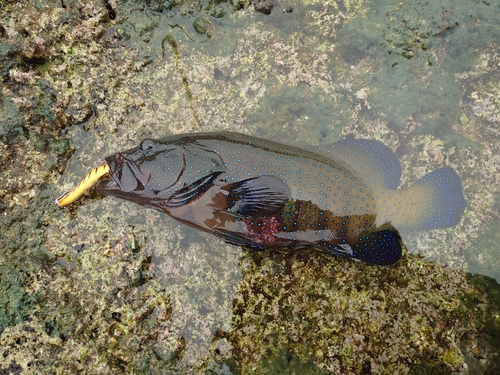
(352, 229, 402, 266)
(312, 138, 402, 190)
(164, 172, 222, 208)
(329, 228, 402, 266)
(405, 166, 467, 230)
(223, 175, 291, 218)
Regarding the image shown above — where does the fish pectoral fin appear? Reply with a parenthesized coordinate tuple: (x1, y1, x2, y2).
(222, 175, 291, 218)
(163, 172, 223, 208)
(348, 229, 403, 266)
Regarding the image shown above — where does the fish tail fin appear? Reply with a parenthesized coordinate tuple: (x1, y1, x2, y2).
(384, 167, 466, 231)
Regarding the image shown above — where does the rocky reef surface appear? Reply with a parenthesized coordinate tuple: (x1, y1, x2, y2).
(1, 0, 499, 373)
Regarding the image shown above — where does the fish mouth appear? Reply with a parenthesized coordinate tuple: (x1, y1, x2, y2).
(96, 152, 150, 195)
(95, 176, 117, 191)
(95, 171, 129, 197)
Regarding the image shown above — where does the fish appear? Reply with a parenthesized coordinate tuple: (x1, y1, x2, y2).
(63, 132, 467, 266)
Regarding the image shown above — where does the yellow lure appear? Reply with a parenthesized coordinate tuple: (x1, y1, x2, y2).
(56, 164, 110, 207)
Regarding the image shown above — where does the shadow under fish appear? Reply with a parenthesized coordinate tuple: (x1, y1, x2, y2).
(60, 132, 467, 266)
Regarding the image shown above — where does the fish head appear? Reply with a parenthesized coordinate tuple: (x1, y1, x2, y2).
(96, 138, 226, 206)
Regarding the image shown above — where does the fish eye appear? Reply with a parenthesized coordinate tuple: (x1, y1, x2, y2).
(141, 139, 155, 151)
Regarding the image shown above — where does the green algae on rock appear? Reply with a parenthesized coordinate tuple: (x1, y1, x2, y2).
(221, 249, 500, 373)
(0, 98, 26, 145)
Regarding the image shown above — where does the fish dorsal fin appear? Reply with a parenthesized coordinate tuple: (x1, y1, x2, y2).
(311, 138, 401, 190)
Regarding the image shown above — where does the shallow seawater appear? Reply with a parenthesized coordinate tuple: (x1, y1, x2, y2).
(87, 0, 500, 277)
(1, 0, 500, 373)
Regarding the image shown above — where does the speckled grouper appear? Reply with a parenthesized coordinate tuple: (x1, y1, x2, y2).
(69, 132, 467, 266)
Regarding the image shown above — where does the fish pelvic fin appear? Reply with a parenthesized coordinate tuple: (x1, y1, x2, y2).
(381, 167, 467, 231)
